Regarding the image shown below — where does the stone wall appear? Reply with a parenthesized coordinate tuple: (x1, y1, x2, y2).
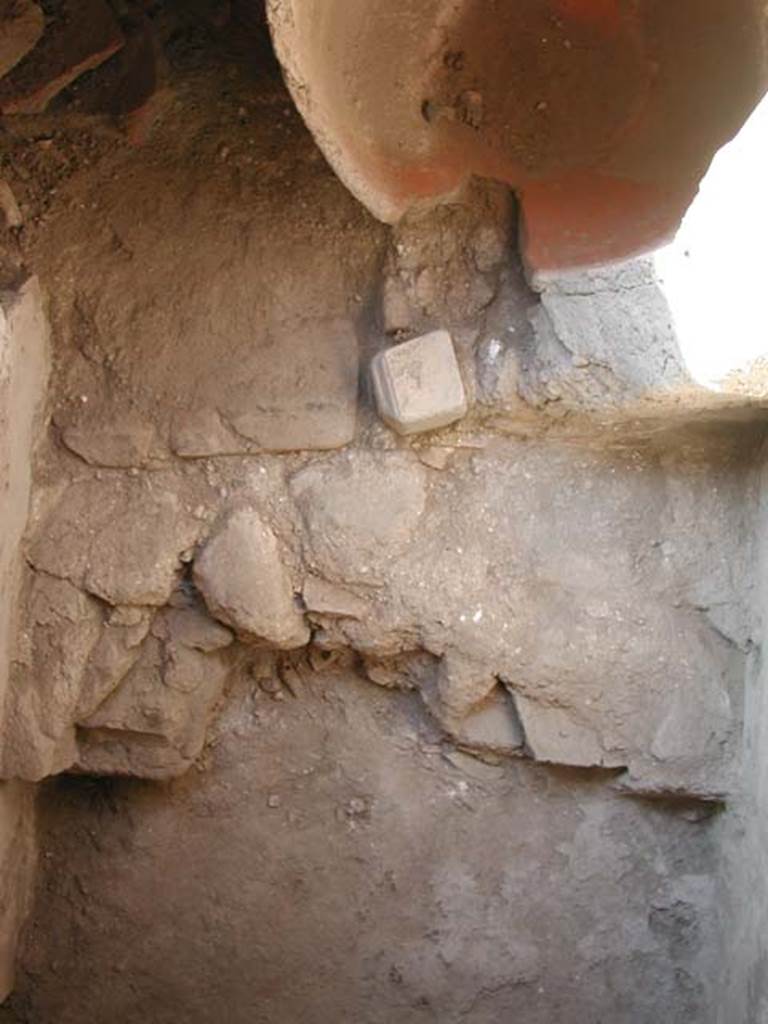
(715, 447, 768, 1023)
(0, 5, 766, 1020)
(0, 278, 49, 1001)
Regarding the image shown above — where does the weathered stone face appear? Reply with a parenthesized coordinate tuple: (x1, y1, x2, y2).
(77, 602, 235, 780)
(371, 330, 468, 436)
(194, 509, 309, 650)
(170, 318, 361, 456)
(27, 477, 205, 607)
(0, 274, 47, 1001)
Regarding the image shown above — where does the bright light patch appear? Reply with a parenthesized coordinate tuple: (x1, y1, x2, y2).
(654, 94, 768, 391)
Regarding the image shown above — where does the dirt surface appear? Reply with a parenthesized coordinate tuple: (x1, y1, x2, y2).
(10, 667, 723, 1024)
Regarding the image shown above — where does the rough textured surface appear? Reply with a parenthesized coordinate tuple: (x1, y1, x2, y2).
(77, 599, 235, 780)
(0, 782, 35, 1004)
(194, 509, 309, 650)
(0, 276, 48, 717)
(8, 670, 725, 1024)
(0, 10, 766, 1021)
(520, 258, 768, 419)
(0, 0, 123, 114)
(2, 575, 102, 781)
(1, 10, 760, 799)
(0, 275, 47, 999)
(27, 475, 205, 607)
(371, 330, 468, 436)
(714, 448, 768, 1024)
(0, 0, 43, 80)
(170, 318, 361, 457)
(291, 450, 428, 585)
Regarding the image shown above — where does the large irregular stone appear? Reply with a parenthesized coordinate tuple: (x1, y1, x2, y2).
(28, 476, 203, 607)
(424, 680, 525, 759)
(371, 330, 468, 436)
(414, 655, 524, 758)
(616, 663, 737, 800)
(75, 605, 153, 721)
(194, 509, 309, 650)
(291, 450, 427, 582)
(0, 0, 124, 114)
(56, 403, 162, 469)
(511, 693, 626, 770)
(78, 603, 234, 780)
(2, 574, 102, 781)
(0, 0, 44, 79)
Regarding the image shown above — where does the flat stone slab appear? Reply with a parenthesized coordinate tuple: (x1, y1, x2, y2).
(172, 318, 360, 456)
(371, 329, 467, 436)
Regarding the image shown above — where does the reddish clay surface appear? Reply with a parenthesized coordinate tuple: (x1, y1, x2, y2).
(270, 0, 766, 271)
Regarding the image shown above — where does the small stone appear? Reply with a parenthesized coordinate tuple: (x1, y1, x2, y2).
(381, 276, 412, 333)
(452, 690, 525, 755)
(0, 180, 23, 228)
(107, 606, 146, 629)
(361, 659, 399, 688)
(277, 657, 304, 697)
(302, 576, 369, 620)
(371, 329, 468, 435)
(267, 794, 281, 809)
(346, 797, 368, 817)
(436, 654, 497, 718)
(417, 447, 453, 471)
(162, 605, 234, 655)
(248, 651, 276, 682)
(194, 509, 309, 650)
